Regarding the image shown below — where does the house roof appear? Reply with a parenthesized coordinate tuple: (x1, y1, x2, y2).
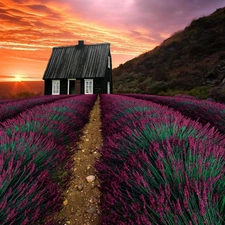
(43, 42, 110, 79)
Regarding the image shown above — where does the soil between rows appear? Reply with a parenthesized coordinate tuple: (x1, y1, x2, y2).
(55, 96, 103, 225)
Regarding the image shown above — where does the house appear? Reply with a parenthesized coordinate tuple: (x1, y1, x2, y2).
(42, 40, 112, 95)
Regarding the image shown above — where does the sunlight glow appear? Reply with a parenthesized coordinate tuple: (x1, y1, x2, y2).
(14, 75, 22, 82)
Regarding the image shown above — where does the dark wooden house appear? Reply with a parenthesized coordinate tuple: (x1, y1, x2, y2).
(42, 40, 112, 95)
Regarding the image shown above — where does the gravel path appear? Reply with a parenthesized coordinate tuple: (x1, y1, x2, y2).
(55, 96, 102, 225)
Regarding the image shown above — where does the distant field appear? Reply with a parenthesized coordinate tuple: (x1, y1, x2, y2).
(0, 81, 44, 97)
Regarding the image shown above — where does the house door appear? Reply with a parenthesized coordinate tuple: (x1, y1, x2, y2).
(52, 80, 60, 95)
(84, 79, 93, 94)
(75, 80, 81, 94)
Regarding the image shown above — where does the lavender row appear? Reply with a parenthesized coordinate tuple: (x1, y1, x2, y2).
(96, 94, 225, 225)
(0, 94, 97, 225)
(0, 96, 45, 104)
(0, 95, 73, 122)
(0, 98, 28, 104)
(124, 94, 225, 134)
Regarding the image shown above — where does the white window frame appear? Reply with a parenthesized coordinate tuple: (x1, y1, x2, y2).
(108, 56, 111, 68)
(52, 80, 60, 95)
(107, 81, 110, 94)
(67, 79, 76, 95)
(84, 79, 93, 94)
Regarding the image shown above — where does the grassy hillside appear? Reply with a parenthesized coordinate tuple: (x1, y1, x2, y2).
(113, 7, 225, 102)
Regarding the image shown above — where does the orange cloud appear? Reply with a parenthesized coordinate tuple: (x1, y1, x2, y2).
(0, 0, 159, 81)
(0, 0, 224, 81)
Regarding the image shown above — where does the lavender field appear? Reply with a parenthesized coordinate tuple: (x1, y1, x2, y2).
(0, 94, 97, 224)
(97, 94, 225, 225)
(1, 94, 225, 224)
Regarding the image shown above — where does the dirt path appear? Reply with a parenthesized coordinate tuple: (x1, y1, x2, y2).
(55, 96, 102, 225)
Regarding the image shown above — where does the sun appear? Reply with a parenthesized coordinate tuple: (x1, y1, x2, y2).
(14, 75, 22, 82)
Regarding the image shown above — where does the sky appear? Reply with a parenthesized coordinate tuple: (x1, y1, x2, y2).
(0, 0, 224, 82)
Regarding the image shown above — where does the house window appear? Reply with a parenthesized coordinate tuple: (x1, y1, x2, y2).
(84, 79, 93, 94)
(52, 80, 60, 95)
(108, 56, 111, 68)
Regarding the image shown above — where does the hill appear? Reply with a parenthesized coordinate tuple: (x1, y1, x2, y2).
(0, 81, 44, 98)
(113, 7, 225, 102)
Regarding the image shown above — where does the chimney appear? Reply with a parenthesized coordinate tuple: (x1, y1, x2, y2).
(78, 40, 84, 46)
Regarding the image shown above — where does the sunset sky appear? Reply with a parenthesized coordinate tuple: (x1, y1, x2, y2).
(0, 0, 225, 82)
